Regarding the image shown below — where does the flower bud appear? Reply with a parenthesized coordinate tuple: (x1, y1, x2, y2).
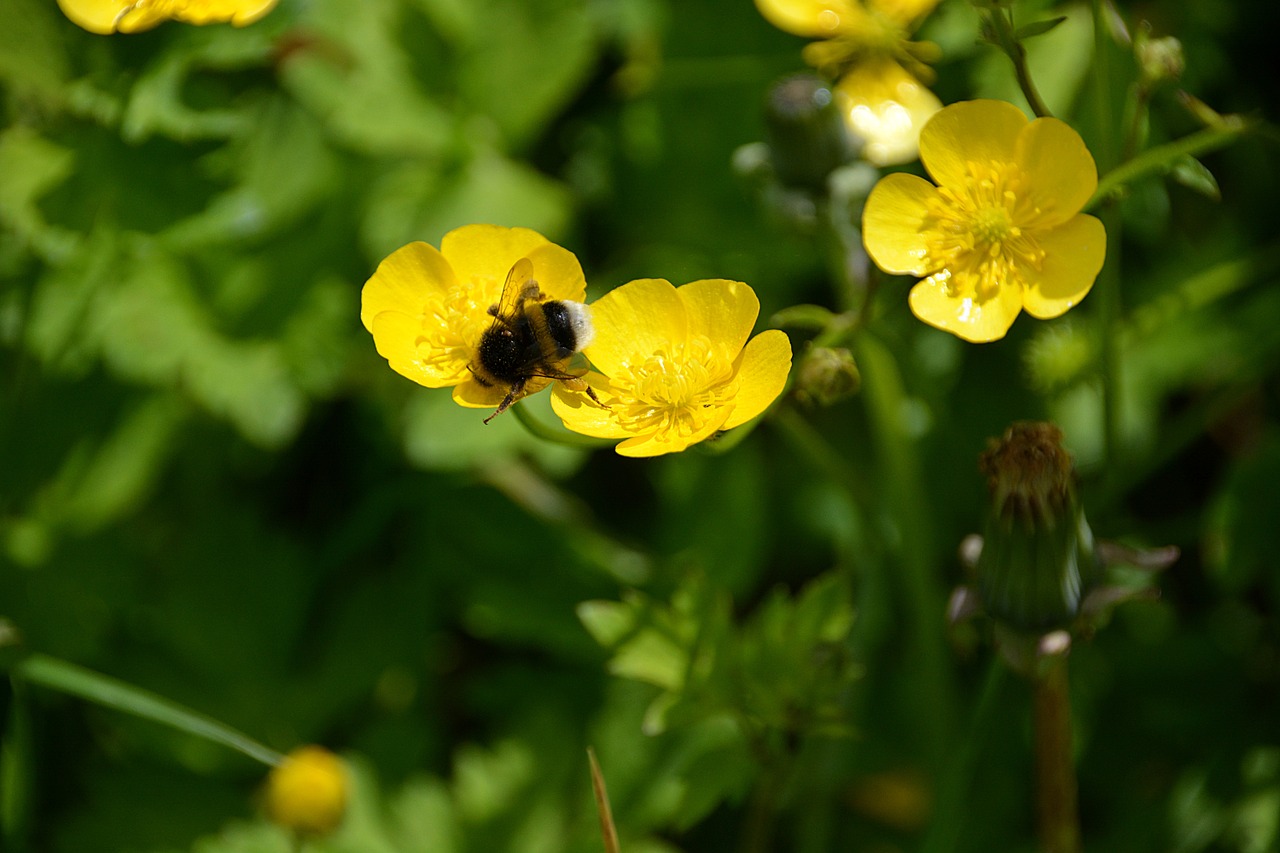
(794, 346, 860, 407)
(265, 746, 349, 836)
(975, 422, 1099, 632)
(1135, 28, 1184, 87)
(764, 75, 858, 191)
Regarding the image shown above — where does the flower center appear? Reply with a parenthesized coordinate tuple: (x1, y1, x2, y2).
(922, 161, 1048, 301)
(413, 275, 499, 377)
(608, 337, 736, 442)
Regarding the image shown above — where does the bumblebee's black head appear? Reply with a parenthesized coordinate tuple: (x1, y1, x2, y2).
(476, 326, 527, 384)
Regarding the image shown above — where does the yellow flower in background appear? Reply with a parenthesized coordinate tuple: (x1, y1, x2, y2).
(57, 0, 277, 34)
(265, 746, 348, 836)
(862, 100, 1106, 343)
(755, 0, 942, 165)
(551, 279, 792, 457)
(361, 225, 588, 411)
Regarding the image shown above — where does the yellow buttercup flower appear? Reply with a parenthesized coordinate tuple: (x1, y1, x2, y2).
(57, 0, 277, 34)
(361, 224, 588, 412)
(264, 746, 348, 836)
(862, 100, 1107, 343)
(756, 0, 942, 165)
(551, 279, 792, 457)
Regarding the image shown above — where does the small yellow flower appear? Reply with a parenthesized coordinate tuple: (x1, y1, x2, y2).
(862, 100, 1106, 343)
(755, 0, 942, 165)
(551, 279, 792, 457)
(57, 0, 277, 34)
(265, 746, 348, 836)
(361, 224, 587, 411)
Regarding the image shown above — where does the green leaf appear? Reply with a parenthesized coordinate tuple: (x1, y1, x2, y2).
(282, 0, 455, 158)
(455, 0, 597, 148)
(361, 148, 574, 262)
(0, 0, 70, 105)
(0, 127, 77, 261)
(1015, 16, 1068, 40)
(769, 303, 838, 331)
(1169, 155, 1222, 201)
(11, 655, 283, 767)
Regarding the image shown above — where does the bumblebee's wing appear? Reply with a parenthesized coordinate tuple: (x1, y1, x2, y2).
(490, 257, 538, 326)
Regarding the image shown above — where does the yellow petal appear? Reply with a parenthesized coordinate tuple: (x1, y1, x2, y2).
(723, 330, 793, 429)
(678, 280, 760, 365)
(583, 279, 687, 378)
(837, 59, 941, 167)
(179, 0, 276, 26)
(754, 0, 859, 37)
(57, 0, 153, 33)
(919, 99, 1027, 190)
(1015, 118, 1098, 228)
(551, 378, 632, 439)
(441, 224, 585, 304)
(862, 172, 938, 275)
(1021, 215, 1106, 319)
(614, 408, 734, 458)
(58, 0, 277, 32)
(908, 271, 1024, 343)
(370, 311, 468, 388)
(868, 0, 939, 27)
(360, 241, 458, 333)
(450, 376, 553, 410)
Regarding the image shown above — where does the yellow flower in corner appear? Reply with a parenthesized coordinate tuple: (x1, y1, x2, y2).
(57, 0, 277, 33)
(361, 224, 588, 412)
(551, 279, 792, 457)
(755, 0, 942, 165)
(265, 746, 348, 836)
(862, 99, 1106, 343)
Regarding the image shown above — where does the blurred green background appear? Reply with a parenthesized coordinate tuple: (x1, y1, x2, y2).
(2, 0, 1279, 851)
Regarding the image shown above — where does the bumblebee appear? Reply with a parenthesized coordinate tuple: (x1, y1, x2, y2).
(470, 257, 605, 424)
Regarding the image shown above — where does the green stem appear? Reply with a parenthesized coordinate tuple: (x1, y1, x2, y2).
(1090, 0, 1121, 479)
(12, 654, 283, 768)
(510, 400, 611, 448)
(1034, 659, 1081, 853)
(922, 660, 1007, 853)
(855, 335, 955, 768)
(988, 9, 1053, 118)
(1088, 116, 1254, 209)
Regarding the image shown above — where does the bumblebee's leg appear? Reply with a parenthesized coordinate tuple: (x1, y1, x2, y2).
(556, 375, 609, 410)
(484, 377, 526, 424)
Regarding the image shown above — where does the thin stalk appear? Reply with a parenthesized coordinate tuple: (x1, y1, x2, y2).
(921, 660, 1007, 853)
(988, 9, 1053, 118)
(1033, 659, 1081, 853)
(1087, 116, 1254, 209)
(13, 654, 283, 767)
(1090, 0, 1121, 479)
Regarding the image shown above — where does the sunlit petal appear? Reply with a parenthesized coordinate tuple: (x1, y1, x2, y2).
(908, 272, 1024, 343)
(862, 172, 938, 275)
(868, 0, 940, 27)
(919, 99, 1026, 189)
(370, 311, 468, 388)
(584, 279, 687, 377)
(678, 279, 760, 364)
(1021, 214, 1106, 319)
(723, 330, 793, 429)
(837, 59, 941, 166)
(360, 241, 458, 332)
(1015, 118, 1099, 229)
(754, 0, 859, 37)
(441, 224, 585, 306)
(614, 407, 734, 458)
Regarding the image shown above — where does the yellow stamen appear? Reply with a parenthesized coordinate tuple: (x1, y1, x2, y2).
(921, 161, 1048, 301)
